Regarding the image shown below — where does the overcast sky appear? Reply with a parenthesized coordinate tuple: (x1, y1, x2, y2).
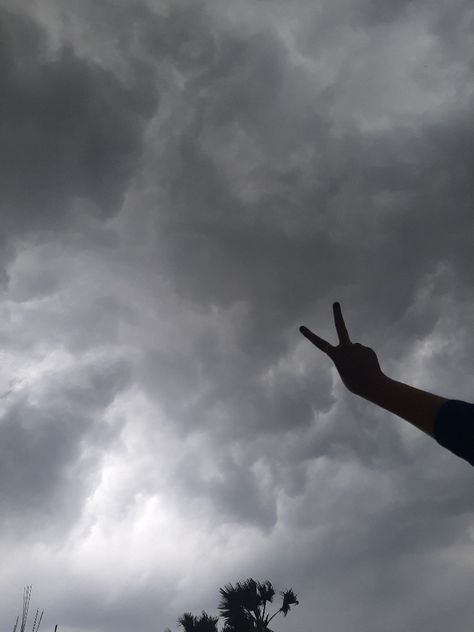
(0, 1, 473, 631)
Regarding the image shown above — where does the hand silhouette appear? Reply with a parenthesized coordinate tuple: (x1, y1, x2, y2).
(299, 303, 474, 466)
(300, 302, 384, 397)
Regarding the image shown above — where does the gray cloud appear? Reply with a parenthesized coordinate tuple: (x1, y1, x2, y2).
(0, 1, 473, 631)
(0, 5, 158, 246)
(0, 355, 131, 537)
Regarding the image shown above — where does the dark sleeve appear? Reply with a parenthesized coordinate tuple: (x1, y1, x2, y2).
(433, 399, 474, 467)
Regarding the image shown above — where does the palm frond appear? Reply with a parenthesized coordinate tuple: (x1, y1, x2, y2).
(280, 589, 299, 616)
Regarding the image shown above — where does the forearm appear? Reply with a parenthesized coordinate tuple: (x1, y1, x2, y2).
(356, 374, 449, 437)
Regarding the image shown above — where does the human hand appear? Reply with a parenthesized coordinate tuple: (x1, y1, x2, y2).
(300, 302, 385, 397)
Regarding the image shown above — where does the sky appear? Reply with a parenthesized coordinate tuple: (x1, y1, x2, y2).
(0, 0, 473, 631)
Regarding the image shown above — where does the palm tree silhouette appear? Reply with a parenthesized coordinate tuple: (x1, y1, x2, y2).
(177, 611, 219, 632)
(218, 579, 298, 632)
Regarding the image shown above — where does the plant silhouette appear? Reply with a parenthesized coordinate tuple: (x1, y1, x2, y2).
(11, 586, 44, 632)
(177, 611, 219, 632)
(172, 578, 298, 632)
(219, 579, 298, 632)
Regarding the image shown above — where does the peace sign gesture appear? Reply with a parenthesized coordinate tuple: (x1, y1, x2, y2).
(299, 303, 474, 465)
(300, 302, 384, 397)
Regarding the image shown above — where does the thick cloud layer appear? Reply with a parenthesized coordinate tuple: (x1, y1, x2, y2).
(0, 1, 473, 631)
(0, 5, 157, 268)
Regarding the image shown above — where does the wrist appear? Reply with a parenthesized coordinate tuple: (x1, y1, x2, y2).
(353, 371, 390, 401)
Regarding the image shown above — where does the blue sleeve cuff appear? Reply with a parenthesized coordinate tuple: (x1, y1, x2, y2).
(434, 400, 474, 466)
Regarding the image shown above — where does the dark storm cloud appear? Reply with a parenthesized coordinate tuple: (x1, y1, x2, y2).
(0, 1, 473, 631)
(132, 0, 474, 452)
(139, 0, 474, 338)
(0, 5, 158, 241)
(177, 453, 278, 529)
(87, 0, 474, 546)
(275, 456, 474, 631)
(156, 73, 474, 328)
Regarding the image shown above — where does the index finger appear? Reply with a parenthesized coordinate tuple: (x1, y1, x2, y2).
(299, 325, 334, 356)
(333, 302, 351, 345)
